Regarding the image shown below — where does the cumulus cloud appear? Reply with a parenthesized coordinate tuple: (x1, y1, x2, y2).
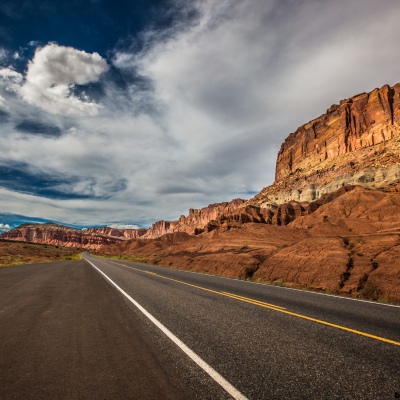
(0, 223, 11, 231)
(0, 67, 23, 93)
(20, 43, 109, 116)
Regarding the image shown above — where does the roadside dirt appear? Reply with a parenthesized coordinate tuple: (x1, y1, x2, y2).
(0, 240, 82, 267)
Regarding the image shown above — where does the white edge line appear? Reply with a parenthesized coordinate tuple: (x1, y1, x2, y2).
(84, 257, 248, 400)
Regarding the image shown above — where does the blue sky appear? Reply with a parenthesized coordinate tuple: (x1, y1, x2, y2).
(1, 0, 400, 231)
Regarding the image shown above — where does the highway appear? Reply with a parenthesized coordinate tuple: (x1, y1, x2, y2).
(1, 254, 399, 399)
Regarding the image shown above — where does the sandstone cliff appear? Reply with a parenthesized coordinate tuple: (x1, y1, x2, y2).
(276, 84, 400, 181)
(143, 198, 246, 238)
(84, 227, 148, 239)
(5, 84, 400, 248)
(251, 83, 400, 208)
(0, 223, 127, 249)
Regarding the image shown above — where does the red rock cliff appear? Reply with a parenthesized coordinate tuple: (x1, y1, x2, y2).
(251, 83, 400, 207)
(276, 83, 400, 181)
(84, 227, 148, 239)
(0, 223, 127, 249)
(143, 199, 246, 238)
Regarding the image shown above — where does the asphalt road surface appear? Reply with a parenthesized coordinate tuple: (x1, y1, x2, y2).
(1, 254, 399, 399)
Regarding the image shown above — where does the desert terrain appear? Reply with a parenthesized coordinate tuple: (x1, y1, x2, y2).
(0, 240, 82, 267)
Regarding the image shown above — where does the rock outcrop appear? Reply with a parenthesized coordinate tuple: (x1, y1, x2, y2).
(143, 199, 246, 238)
(276, 83, 400, 181)
(95, 82, 400, 303)
(0, 223, 127, 249)
(143, 220, 179, 238)
(202, 205, 273, 233)
(251, 83, 400, 208)
(84, 227, 148, 239)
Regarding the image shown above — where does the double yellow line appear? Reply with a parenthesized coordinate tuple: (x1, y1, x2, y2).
(111, 261, 400, 347)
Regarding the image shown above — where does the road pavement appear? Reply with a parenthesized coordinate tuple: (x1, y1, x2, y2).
(0, 260, 199, 399)
(1, 255, 399, 399)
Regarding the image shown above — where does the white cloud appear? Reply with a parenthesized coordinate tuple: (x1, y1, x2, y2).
(109, 224, 141, 230)
(20, 43, 109, 116)
(0, 67, 23, 92)
(0, 223, 11, 231)
(0, 94, 7, 108)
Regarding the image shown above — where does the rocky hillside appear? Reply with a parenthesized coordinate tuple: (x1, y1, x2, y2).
(250, 83, 400, 207)
(98, 186, 400, 303)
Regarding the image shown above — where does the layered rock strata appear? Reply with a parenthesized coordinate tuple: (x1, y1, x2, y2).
(4, 83, 400, 249)
(276, 83, 400, 181)
(0, 200, 247, 248)
(0, 223, 126, 249)
(143, 199, 246, 238)
(251, 83, 400, 208)
(84, 227, 148, 239)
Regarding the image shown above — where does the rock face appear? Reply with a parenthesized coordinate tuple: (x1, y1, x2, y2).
(251, 83, 400, 208)
(276, 83, 400, 181)
(0, 223, 127, 249)
(143, 199, 246, 238)
(84, 227, 148, 239)
(143, 220, 179, 238)
(202, 205, 273, 233)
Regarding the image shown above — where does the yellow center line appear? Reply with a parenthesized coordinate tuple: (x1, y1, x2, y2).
(112, 262, 285, 311)
(110, 261, 400, 347)
(220, 291, 286, 310)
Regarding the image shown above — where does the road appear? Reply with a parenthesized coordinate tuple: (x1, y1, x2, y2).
(1, 254, 399, 399)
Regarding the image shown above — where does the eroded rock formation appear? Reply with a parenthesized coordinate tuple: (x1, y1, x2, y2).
(251, 83, 400, 208)
(84, 227, 148, 239)
(276, 83, 400, 181)
(0, 223, 126, 249)
(0, 200, 247, 247)
(143, 199, 246, 238)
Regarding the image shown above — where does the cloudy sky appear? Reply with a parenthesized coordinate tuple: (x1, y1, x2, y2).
(0, 0, 400, 230)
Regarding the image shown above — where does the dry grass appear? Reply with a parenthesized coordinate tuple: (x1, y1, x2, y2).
(0, 239, 82, 267)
